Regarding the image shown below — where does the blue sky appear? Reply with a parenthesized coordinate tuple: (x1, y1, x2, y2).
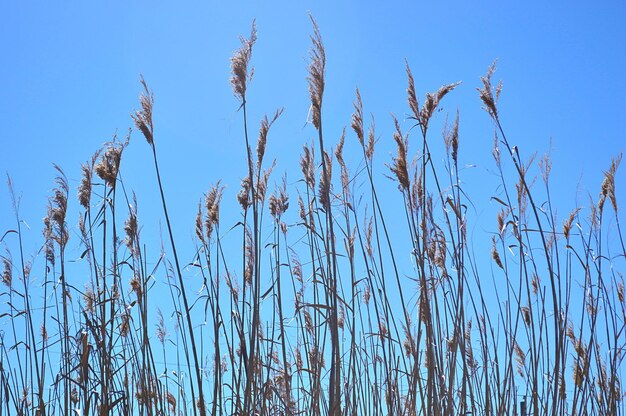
(1, 0, 625, 317)
(2, 2, 624, 230)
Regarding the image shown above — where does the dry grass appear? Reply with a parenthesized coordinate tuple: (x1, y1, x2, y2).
(1, 17, 625, 416)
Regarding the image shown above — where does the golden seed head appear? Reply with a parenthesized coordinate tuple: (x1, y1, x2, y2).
(491, 236, 504, 269)
(318, 151, 332, 209)
(307, 15, 326, 130)
(599, 153, 622, 213)
(351, 87, 364, 146)
(204, 181, 224, 239)
(256, 108, 284, 170)
(156, 309, 167, 344)
(131, 76, 154, 145)
(477, 60, 500, 120)
(237, 177, 252, 210)
(95, 140, 125, 189)
(1, 257, 11, 289)
(389, 115, 409, 191)
(406, 61, 419, 120)
(230, 20, 257, 102)
(300, 144, 315, 189)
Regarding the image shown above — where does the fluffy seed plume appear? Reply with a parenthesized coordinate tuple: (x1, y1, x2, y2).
(351, 88, 364, 146)
(237, 177, 252, 210)
(300, 144, 315, 189)
(167, 392, 176, 414)
(132, 76, 154, 145)
(77, 150, 100, 209)
(195, 202, 205, 243)
(205, 181, 224, 239)
(335, 128, 350, 197)
(478, 61, 501, 121)
(491, 236, 503, 269)
(318, 151, 333, 209)
(443, 110, 460, 163)
(83, 285, 95, 313)
(599, 153, 622, 213)
(124, 195, 139, 255)
(95, 136, 128, 189)
(514, 341, 526, 377)
(119, 310, 130, 337)
(256, 161, 275, 202)
(420, 82, 461, 134)
(1, 255, 12, 288)
(406, 61, 419, 120)
(366, 116, 376, 160)
(156, 308, 167, 344)
(269, 176, 289, 220)
(307, 15, 325, 130)
(389, 115, 410, 191)
(130, 274, 142, 301)
(563, 208, 581, 240)
(244, 226, 254, 286)
(47, 165, 70, 248)
(230, 20, 257, 102)
(257, 108, 284, 169)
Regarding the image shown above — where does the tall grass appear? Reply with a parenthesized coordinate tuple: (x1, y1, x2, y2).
(1, 17, 624, 416)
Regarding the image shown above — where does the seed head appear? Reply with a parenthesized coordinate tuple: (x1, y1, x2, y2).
(256, 108, 283, 170)
(388, 115, 410, 191)
(318, 151, 332, 210)
(300, 145, 315, 189)
(599, 153, 622, 213)
(406, 61, 419, 120)
(351, 88, 364, 146)
(95, 138, 126, 189)
(307, 15, 325, 130)
(205, 182, 224, 239)
(478, 61, 500, 120)
(132, 76, 154, 145)
(1, 256, 12, 288)
(230, 20, 257, 102)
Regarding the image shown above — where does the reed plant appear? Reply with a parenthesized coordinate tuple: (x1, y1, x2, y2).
(0, 17, 624, 416)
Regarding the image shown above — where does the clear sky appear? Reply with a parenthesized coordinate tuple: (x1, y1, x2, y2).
(1, 1, 625, 411)
(1, 1, 624, 236)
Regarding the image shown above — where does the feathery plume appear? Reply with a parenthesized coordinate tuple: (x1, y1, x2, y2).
(318, 150, 332, 209)
(307, 15, 325, 130)
(205, 181, 224, 239)
(406, 61, 419, 120)
(269, 176, 289, 220)
(366, 116, 375, 160)
(230, 20, 257, 102)
(420, 81, 460, 133)
(132, 76, 154, 144)
(335, 128, 350, 197)
(389, 115, 410, 191)
(443, 110, 460, 163)
(124, 194, 139, 255)
(351, 88, 364, 146)
(156, 308, 167, 344)
(256, 108, 284, 169)
(77, 150, 100, 209)
(1, 255, 11, 288)
(599, 153, 622, 213)
(95, 136, 128, 189)
(478, 61, 500, 120)
(563, 208, 581, 240)
(491, 236, 503, 269)
(300, 144, 316, 189)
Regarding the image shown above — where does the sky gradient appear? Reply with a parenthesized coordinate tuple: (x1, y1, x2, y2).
(2, 2, 624, 235)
